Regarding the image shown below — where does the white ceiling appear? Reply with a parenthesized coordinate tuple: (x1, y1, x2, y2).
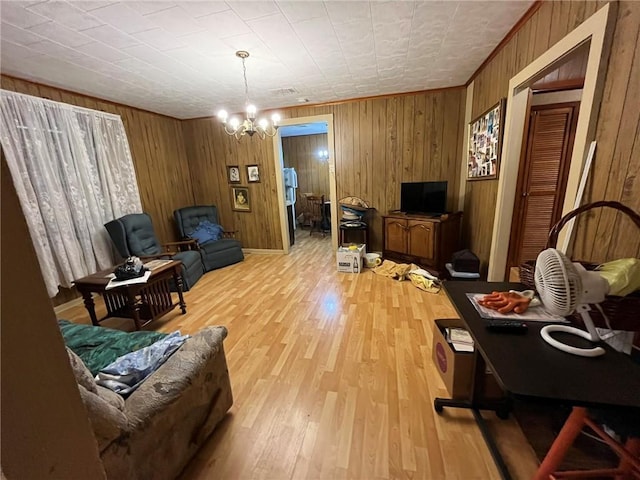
(0, 1, 534, 120)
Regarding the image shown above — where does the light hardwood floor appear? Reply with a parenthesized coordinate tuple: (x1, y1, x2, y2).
(58, 231, 540, 479)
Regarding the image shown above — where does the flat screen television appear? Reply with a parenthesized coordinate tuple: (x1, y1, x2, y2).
(400, 181, 448, 215)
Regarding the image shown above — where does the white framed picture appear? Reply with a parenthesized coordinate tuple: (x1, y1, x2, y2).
(227, 165, 240, 183)
(247, 164, 260, 183)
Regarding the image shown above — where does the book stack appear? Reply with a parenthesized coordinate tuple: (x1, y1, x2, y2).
(445, 327, 474, 352)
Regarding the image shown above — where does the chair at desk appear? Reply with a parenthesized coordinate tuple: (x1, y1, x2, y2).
(307, 194, 328, 236)
(536, 406, 640, 479)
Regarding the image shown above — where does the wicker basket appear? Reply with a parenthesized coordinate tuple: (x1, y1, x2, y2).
(519, 201, 640, 330)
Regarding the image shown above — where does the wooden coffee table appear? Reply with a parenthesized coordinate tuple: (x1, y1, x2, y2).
(73, 259, 187, 330)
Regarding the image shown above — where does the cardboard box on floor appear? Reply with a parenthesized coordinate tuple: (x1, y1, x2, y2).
(336, 244, 365, 273)
(432, 318, 504, 399)
(433, 319, 474, 398)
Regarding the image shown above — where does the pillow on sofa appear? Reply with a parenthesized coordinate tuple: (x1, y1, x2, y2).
(188, 221, 224, 245)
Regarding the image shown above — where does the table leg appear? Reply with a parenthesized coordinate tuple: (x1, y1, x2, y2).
(434, 349, 513, 479)
(126, 289, 142, 330)
(174, 268, 187, 314)
(80, 291, 99, 326)
(533, 407, 588, 480)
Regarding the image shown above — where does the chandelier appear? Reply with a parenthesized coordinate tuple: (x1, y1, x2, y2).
(217, 51, 280, 140)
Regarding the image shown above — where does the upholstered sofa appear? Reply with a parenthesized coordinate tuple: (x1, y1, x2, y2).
(174, 205, 244, 272)
(67, 326, 233, 480)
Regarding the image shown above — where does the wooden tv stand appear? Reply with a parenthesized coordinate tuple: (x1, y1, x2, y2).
(382, 212, 462, 274)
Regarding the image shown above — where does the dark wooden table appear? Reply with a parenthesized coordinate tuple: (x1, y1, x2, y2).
(436, 281, 640, 479)
(73, 259, 186, 330)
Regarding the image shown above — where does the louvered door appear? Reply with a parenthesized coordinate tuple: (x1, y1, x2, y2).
(508, 103, 579, 268)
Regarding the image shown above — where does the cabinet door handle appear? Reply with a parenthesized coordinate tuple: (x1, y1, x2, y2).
(413, 224, 431, 231)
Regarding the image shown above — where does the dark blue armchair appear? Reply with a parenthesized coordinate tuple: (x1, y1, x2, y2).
(104, 213, 204, 291)
(173, 205, 244, 272)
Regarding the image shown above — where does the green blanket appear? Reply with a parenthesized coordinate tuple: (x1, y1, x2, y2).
(59, 320, 167, 376)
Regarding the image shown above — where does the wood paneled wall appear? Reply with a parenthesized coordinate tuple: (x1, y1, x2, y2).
(282, 133, 330, 198)
(465, 0, 640, 270)
(0, 76, 194, 245)
(181, 117, 283, 250)
(182, 89, 466, 252)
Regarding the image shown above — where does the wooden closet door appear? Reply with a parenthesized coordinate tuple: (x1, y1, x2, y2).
(508, 103, 579, 267)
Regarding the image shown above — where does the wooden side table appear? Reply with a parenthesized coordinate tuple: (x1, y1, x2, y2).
(73, 259, 186, 330)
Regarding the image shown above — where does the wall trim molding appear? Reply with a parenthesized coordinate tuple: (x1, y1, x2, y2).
(243, 248, 285, 255)
(54, 296, 84, 314)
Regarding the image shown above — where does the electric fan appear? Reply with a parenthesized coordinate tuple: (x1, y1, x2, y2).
(534, 248, 609, 357)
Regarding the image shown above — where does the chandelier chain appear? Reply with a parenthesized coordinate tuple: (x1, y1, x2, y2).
(242, 56, 250, 106)
(216, 50, 280, 140)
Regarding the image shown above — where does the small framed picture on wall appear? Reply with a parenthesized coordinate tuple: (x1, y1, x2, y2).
(227, 165, 241, 184)
(231, 186, 250, 212)
(247, 164, 260, 183)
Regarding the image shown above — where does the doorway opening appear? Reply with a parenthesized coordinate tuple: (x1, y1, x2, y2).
(487, 3, 616, 280)
(272, 114, 337, 254)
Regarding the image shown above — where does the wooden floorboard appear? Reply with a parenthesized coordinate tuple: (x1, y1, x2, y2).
(58, 230, 539, 480)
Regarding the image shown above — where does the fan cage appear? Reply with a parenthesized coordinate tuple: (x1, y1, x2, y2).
(534, 248, 582, 316)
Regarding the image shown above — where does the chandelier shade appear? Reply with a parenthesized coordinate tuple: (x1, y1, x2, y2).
(217, 51, 280, 140)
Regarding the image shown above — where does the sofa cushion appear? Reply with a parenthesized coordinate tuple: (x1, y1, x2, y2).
(201, 237, 242, 254)
(66, 347, 98, 394)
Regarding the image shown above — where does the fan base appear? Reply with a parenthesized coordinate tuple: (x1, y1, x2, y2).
(540, 325, 605, 357)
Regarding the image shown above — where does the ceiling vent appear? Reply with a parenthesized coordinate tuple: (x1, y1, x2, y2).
(270, 87, 298, 96)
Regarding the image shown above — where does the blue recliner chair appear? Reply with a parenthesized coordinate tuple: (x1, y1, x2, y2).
(104, 213, 204, 291)
(173, 205, 244, 272)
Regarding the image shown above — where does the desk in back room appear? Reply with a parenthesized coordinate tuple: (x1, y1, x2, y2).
(436, 281, 640, 480)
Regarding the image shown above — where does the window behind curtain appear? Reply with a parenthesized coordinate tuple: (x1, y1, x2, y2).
(0, 90, 142, 297)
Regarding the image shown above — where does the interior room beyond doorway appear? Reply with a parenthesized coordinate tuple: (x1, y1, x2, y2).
(280, 121, 332, 249)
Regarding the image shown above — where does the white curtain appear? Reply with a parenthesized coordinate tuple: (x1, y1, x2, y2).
(0, 90, 142, 297)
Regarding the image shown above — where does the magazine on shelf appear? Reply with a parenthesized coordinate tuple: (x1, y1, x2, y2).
(466, 293, 568, 323)
(445, 327, 474, 352)
(105, 271, 152, 290)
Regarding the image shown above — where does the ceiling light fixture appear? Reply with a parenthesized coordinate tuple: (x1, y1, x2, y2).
(217, 51, 280, 140)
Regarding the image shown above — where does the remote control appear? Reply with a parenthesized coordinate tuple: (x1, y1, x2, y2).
(485, 319, 528, 333)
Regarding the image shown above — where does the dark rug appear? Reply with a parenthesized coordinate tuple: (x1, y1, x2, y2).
(513, 400, 618, 471)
